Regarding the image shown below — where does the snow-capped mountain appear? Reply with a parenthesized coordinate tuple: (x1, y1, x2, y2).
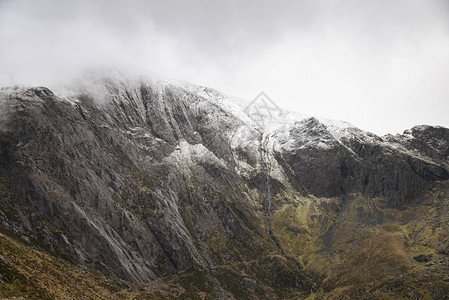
(0, 72, 448, 298)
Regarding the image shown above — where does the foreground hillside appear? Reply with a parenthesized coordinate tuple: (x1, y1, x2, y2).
(0, 73, 448, 298)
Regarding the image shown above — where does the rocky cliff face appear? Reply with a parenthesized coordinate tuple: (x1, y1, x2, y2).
(1, 73, 449, 298)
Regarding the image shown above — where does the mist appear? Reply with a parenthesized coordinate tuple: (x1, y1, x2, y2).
(1, 0, 449, 135)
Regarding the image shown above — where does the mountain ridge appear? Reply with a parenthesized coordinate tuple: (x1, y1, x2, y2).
(0, 75, 449, 298)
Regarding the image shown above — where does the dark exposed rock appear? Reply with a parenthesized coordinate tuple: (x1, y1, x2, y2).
(403, 287, 419, 299)
(242, 277, 257, 290)
(437, 247, 449, 255)
(413, 254, 433, 262)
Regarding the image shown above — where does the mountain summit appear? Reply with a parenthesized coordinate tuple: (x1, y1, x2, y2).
(0, 74, 448, 298)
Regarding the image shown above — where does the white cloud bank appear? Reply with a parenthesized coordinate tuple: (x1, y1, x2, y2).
(1, 0, 448, 134)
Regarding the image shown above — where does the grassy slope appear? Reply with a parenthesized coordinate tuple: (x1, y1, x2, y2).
(270, 189, 449, 299)
(0, 226, 173, 299)
(0, 223, 306, 299)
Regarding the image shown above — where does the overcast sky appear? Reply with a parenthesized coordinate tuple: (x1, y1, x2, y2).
(1, 0, 448, 135)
